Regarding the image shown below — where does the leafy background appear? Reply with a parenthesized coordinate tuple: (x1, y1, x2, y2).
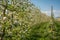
(0, 0, 60, 40)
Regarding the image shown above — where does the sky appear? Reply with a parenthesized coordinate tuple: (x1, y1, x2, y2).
(30, 0, 60, 17)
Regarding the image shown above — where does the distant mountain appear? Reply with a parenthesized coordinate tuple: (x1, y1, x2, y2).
(56, 17, 60, 21)
(56, 17, 60, 18)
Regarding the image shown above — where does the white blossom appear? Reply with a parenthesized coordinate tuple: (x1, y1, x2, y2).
(3, 17, 7, 20)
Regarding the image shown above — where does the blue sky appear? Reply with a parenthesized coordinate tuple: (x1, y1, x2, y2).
(30, 0, 60, 17)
